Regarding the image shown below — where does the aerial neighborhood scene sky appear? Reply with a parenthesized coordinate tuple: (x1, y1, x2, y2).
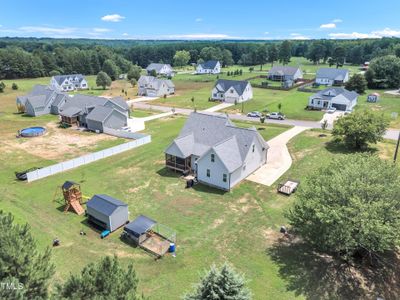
(1, 0, 400, 39)
(2, 1, 400, 299)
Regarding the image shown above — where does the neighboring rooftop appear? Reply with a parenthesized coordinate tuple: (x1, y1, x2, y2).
(139, 75, 175, 89)
(269, 66, 301, 76)
(199, 60, 220, 69)
(215, 79, 249, 96)
(146, 63, 172, 72)
(316, 68, 349, 80)
(53, 74, 86, 85)
(313, 87, 358, 101)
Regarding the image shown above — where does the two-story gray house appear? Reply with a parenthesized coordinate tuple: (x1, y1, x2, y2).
(50, 74, 89, 91)
(165, 112, 269, 191)
(146, 63, 174, 77)
(137, 76, 175, 97)
(211, 79, 253, 103)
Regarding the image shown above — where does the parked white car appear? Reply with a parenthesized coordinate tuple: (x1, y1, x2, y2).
(267, 112, 285, 120)
(247, 111, 262, 118)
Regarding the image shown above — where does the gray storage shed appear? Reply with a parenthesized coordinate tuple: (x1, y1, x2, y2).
(124, 215, 157, 244)
(86, 194, 129, 232)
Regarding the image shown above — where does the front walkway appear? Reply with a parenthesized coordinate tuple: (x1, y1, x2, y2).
(246, 126, 309, 187)
(203, 102, 234, 112)
(127, 96, 159, 104)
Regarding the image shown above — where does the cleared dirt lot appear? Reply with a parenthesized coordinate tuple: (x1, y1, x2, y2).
(2, 121, 125, 161)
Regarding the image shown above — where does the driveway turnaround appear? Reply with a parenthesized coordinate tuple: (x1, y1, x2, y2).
(320, 111, 344, 129)
(246, 126, 310, 187)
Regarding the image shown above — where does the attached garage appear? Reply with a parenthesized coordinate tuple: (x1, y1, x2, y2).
(331, 103, 347, 111)
(86, 194, 129, 232)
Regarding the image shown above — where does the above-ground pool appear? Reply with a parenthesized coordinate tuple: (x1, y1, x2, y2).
(19, 126, 46, 137)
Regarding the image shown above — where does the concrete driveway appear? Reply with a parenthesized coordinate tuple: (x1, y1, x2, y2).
(246, 126, 309, 186)
(203, 102, 234, 112)
(127, 96, 159, 104)
(320, 111, 344, 129)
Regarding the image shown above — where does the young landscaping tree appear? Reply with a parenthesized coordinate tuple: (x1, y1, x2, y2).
(130, 78, 137, 88)
(0, 210, 54, 299)
(345, 74, 368, 94)
(277, 103, 282, 112)
(183, 263, 251, 300)
(173, 50, 191, 67)
(12, 83, 18, 90)
(332, 110, 389, 150)
(127, 65, 141, 81)
(96, 71, 112, 89)
(288, 154, 400, 260)
(0, 81, 5, 92)
(278, 40, 291, 65)
(56, 256, 141, 299)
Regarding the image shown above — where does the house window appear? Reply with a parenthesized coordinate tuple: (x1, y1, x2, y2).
(317, 101, 321, 105)
(211, 154, 215, 162)
(206, 169, 210, 177)
(223, 174, 227, 182)
(213, 93, 217, 97)
(252, 145, 255, 153)
(230, 89, 234, 94)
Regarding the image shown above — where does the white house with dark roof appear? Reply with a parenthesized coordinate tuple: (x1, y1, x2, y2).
(50, 74, 88, 91)
(211, 79, 253, 103)
(137, 75, 175, 97)
(268, 66, 303, 81)
(308, 87, 358, 111)
(165, 112, 269, 191)
(146, 63, 174, 77)
(196, 60, 221, 74)
(316, 68, 349, 86)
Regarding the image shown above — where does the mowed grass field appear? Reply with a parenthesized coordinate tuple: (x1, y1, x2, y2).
(0, 76, 399, 298)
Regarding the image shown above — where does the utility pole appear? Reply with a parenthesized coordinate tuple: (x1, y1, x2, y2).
(394, 130, 400, 163)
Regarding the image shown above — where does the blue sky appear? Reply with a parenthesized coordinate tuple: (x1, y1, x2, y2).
(1, 0, 400, 40)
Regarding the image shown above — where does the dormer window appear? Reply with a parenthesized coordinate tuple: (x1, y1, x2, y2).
(211, 154, 215, 162)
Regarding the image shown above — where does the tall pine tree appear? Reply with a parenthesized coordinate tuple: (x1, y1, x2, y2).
(0, 210, 54, 299)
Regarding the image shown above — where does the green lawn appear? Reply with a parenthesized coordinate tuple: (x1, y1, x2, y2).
(130, 109, 158, 118)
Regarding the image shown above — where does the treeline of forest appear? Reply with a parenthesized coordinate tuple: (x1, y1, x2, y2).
(1, 37, 400, 79)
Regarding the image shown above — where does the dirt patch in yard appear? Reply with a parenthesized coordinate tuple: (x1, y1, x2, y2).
(2, 122, 120, 161)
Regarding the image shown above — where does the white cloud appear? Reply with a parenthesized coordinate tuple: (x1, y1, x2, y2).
(264, 31, 269, 35)
(122, 33, 129, 36)
(101, 14, 125, 22)
(320, 23, 336, 29)
(329, 28, 400, 39)
(332, 19, 343, 23)
(195, 18, 203, 22)
(92, 28, 112, 33)
(164, 33, 234, 39)
(19, 26, 76, 34)
(290, 33, 310, 40)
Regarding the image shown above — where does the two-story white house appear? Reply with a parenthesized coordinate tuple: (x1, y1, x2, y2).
(315, 68, 349, 86)
(165, 112, 269, 191)
(137, 76, 175, 97)
(196, 60, 221, 74)
(308, 87, 358, 111)
(211, 79, 253, 103)
(146, 63, 174, 77)
(50, 74, 89, 91)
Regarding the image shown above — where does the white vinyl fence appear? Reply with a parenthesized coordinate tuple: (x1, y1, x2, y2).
(26, 135, 151, 182)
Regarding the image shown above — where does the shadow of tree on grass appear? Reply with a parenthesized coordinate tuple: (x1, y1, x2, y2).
(268, 240, 400, 300)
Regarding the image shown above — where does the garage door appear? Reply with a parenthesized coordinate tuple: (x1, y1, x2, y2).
(331, 103, 347, 111)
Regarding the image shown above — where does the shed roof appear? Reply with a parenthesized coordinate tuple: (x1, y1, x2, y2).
(125, 215, 157, 235)
(62, 180, 78, 190)
(87, 194, 127, 216)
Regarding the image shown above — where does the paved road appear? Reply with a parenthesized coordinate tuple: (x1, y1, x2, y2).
(132, 102, 400, 141)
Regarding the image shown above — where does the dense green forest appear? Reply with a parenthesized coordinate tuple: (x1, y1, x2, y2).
(1, 37, 400, 80)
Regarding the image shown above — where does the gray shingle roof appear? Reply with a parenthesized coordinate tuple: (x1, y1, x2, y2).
(200, 60, 220, 69)
(26, 95, 47, 108)
(316, 68, 349, 81)
(269, 66, 300, 76)
(87, 194, 127, 216)
(165, 112, 268, 172)
(125, 215, 157, 235)
(21, 85, 65, 109)
(138, 75, 175, 90)
(59, 106, 82, 117)
(146, 63, 172, 72)
(215, 79, 249, 96)
(313, 87, 358, 102)
(108, 97, 129, 110)
(60, 95, 108, 114)
(86, 106, 114, 123)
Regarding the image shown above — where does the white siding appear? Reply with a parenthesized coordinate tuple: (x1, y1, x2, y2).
(197, 150, 230, 190)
